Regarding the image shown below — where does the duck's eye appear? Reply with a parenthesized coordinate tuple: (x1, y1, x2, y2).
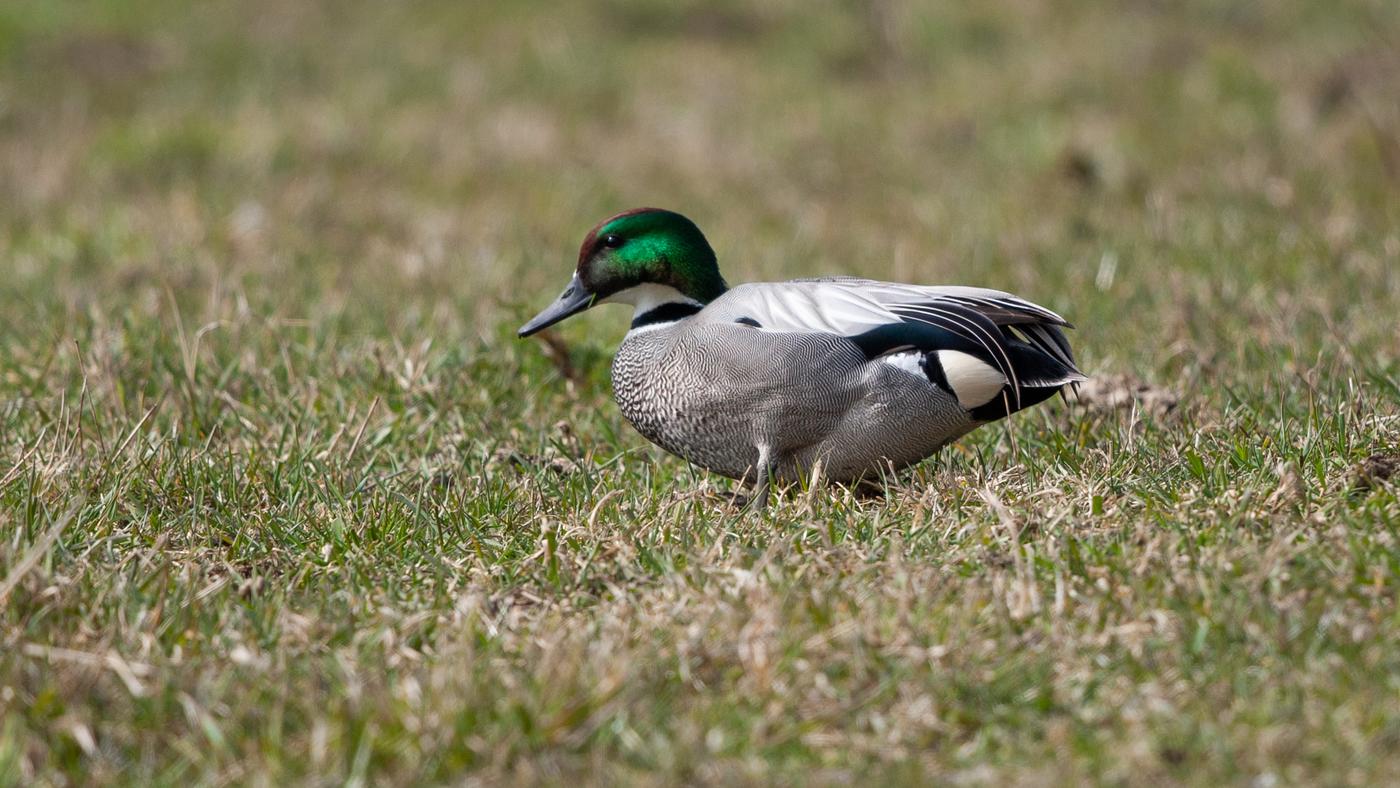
(602, 234, 623, 248)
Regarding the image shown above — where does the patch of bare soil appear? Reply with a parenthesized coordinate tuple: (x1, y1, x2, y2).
(1071, 374, 1180, 417)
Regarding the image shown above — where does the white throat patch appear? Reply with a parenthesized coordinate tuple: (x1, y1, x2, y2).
(604, 284, 701, 323)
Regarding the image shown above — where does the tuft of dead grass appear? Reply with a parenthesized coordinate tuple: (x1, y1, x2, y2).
(1352, 453, 1400, 493)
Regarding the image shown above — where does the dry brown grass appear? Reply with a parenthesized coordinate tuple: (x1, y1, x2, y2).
(2, 0, 1399, 784)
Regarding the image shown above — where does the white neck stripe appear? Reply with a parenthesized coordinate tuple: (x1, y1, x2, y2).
(601, 283, 701, 321)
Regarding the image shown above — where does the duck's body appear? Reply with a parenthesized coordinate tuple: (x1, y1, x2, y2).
(520, 209, 1083, 500)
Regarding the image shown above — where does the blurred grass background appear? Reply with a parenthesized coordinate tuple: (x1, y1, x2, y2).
(6, 0, 1397, 349)
(2, 0, 1400, 784)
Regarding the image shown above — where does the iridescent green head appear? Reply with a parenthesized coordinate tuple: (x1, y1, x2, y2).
(518, 208, 727, 337)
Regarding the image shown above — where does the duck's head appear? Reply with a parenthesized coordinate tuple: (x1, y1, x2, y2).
(518, 208, 727, 337)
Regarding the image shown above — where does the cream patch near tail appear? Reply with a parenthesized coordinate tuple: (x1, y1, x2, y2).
(937, 350, 1007, 408)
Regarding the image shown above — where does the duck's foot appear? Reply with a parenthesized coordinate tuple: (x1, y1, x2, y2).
(852, 479, 888, 500)
(726, 484, 770, 510)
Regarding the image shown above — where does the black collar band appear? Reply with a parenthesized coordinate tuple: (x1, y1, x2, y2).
(631, 301, 703, 329)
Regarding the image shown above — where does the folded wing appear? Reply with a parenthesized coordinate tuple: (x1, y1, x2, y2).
(702, 278, 1085, 419)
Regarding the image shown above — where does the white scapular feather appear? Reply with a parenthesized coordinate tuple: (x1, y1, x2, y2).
(937, 350, 1007, 408)
(726, 283, 899, 335)
(805, 280, 1071, 326)
(713, 280, 1070, 340)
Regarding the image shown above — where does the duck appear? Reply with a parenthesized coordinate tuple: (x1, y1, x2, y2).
(519, 208, 1084, 505)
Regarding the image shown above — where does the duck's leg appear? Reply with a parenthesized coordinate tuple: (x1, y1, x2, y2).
(747, 447, 774, 509)
(749, 465, 771, 509)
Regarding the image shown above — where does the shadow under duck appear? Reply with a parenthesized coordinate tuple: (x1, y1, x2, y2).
(520, 208, 1084, 505)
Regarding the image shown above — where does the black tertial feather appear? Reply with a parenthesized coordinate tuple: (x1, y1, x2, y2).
(844, 296, 1084, 421)
(920, 352, 954, 398)
(966, 337, 1082, 421)
(848, 321, 999, 367)
(889, 301, 1025, 410)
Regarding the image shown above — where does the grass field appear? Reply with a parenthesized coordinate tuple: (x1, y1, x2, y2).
(3, 0, 1400, 783)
